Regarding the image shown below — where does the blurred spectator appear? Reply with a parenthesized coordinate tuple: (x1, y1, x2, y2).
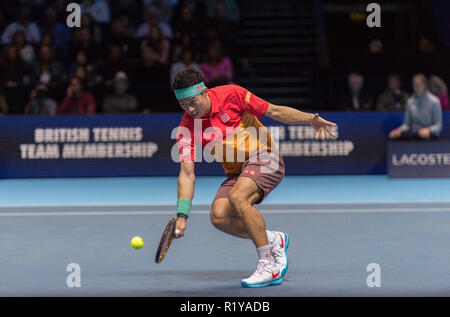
(40, 31, 64, 61)
(171, 0, 206, 34)
(70, 28, 100, 64)
(419, 36, 435, 53)
(40, 31, 54, 47)
(1, 7, 40, 45)
(0, 88, 9, 115)
(201, 40, 233, 87)
(204, 0, 240, 24)
(140, 25, 170, 64)
(130, 45, 170, 112)
(170, 49, 200, 83)
(207, 1, 239, 55)
(50, 0, 71, 25)
(58, 76, 96, 115)
(81, 0, 111, 24)
(0, 45, 30, 114)
(102, 71, 138, 114)
(368, 39, 383, 54)
(171, 33, 200, 64)
(143, 0, 173, 23)
(31, 44, 65, 90)
(172, 5, 201, 44)
(98, 43, 129, 87)
(389, 74, 442, 140)
(111, 1, 142, 24)
(69, 50, 99, 88)
(39, 7, 71, 59)
(376, 74, 409, 111)
(11, 30, 35, 65)
(135, 6, 173, 40)
(339, 72, 373, 111)
(429, 76, 449, 111)
(107, 18, 134, 55)
(80, 13, 103, 43)
(202, 26, 220, 50)
(25, 83, 57, 116)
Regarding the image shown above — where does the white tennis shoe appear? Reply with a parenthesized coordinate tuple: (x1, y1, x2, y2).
(241, 259, 282, 288)
(268, 231, 290, 277)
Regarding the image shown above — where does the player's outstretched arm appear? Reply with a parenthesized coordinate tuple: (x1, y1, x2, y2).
(265, 103, 337, 140)
(175, 161, 195, 238)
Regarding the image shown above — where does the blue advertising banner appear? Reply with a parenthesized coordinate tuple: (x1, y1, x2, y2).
(387, 140, 450, 178)
(0, 112, 449, 178)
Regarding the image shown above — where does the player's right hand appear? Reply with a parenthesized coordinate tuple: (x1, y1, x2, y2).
(175, 217, 186, 238)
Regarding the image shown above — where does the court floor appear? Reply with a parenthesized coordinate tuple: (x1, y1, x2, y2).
(0, 175, 449, 296)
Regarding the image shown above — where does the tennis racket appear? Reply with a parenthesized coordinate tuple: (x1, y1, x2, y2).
(155, 217, 178, 263)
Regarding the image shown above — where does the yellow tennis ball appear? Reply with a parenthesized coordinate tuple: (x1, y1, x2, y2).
(131, 236, 144, 249)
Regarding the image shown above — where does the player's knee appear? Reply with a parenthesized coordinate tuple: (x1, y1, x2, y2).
(210, 206, 226, 228)
(228, 190, 248, 214)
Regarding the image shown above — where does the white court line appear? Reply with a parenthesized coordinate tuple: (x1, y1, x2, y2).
(0, 207, 450, 217)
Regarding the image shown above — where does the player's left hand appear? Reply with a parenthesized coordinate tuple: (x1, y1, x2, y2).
(311, 113, 337, 140)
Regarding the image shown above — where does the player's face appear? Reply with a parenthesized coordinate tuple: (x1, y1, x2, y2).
(179, 91, 209, 119)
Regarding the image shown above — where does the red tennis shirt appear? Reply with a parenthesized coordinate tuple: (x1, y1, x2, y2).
(176, 84, 276, 174)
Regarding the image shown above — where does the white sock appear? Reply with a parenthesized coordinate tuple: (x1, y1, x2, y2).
(257, 245, 273, 262)
(266, 230, 276, 244)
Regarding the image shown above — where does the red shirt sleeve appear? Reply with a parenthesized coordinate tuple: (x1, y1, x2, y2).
(176, 114, 196, 162)
(234, 85, 269, 119)
(58, 96, 72, 114)
(84, 92, 96, 115)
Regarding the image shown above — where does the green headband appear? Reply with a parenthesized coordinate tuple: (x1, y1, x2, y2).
(174, 82, 206, 100)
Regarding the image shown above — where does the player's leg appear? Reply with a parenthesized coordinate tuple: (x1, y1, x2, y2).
(210, 191, 289, 274)
(210, 197, 253, 239)
(227, 176, 268, 247)
(210, 175, 261, 239)
(228, 176, 282, 287)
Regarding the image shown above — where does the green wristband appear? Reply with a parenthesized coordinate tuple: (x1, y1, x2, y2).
(177, 199, 192, 218)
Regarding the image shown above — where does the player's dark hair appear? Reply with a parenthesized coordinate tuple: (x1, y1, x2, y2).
(172, 68, 204, 90)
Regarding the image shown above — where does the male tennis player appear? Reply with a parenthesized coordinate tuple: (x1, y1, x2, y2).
(172, 68, 336, 287)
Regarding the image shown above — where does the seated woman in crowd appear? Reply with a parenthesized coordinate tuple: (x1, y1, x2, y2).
(170, 48, 200, 83)
(429, 75, 449, 111)
(0, 45, 29, 114)
(200, 40, 233, 87)
(58, 76, 96, 115)
(140, 25, 170, 65)
(11, 30, 35, 65)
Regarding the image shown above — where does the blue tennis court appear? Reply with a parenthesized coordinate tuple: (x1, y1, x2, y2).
(1, 175, 449, 296)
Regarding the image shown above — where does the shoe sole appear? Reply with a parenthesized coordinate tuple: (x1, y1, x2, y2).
(281, 232, 290, 278)
(241, 277, 283, 288)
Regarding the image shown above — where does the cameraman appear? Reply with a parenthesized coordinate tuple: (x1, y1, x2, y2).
(25, 84, 57, 115)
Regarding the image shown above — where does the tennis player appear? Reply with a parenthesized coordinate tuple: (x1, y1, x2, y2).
(172, 68, 336, 288)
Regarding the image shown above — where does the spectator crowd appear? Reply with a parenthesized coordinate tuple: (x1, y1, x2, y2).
(339, 72, 449, 113)
(339, 71, 448, 139)
(0, 0, 448, 121)
(0, 0, 240, 116)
